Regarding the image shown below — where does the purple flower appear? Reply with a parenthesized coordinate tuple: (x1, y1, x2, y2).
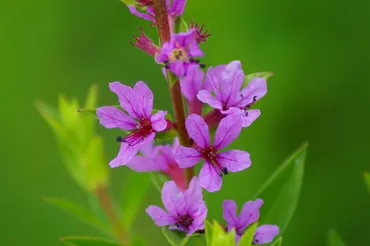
(222, 199, 279, 244)
(156, 29, 204, 77)
(127, 138, 186, 190)
(128, 0, 186, 28)
(179, 65, 212, 114)
(97, 81, 167, 167)
(198, 60, 267, 128)
(130, 27, 160, 57)
(175, 114, 251, 192)
(146, 177, 207, 235)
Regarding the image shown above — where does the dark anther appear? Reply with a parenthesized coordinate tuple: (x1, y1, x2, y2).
(116, 136, 123, 142)
(223, 167, 228, 175)
(245, 111, 249, 116)
(175, 223, 179, 227)
(200, 63, 206, 68)
(253, 96, 257, 102)
(164, 60, 169, 64)
(165, 64, 169, 69)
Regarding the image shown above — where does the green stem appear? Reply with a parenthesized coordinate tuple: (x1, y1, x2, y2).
(153, 0, 194, 185)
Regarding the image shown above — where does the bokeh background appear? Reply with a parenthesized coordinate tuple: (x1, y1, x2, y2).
(1, 0, 370, 245)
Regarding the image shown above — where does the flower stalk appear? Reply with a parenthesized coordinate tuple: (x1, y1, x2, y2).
(153, 0, 194, 185)
(95, 185, 127, 244)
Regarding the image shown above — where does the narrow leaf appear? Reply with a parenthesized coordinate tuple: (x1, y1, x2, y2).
(211, 221, 235, 246)
(45, 197, 110, 235)
(364, 172, 370, 193)
(60, 236, 122, 246)
(238, 222, 258, 246)
(77, 108, 99, 120)
(35, 100, 62, 133)
(327, 229, 346, 246)
(244, 72, 274, 86)
(121, 172, 151, 228)
(205, 220, 213, 246)
(271, 237, 283, 246)
(253, 142, 308, 234)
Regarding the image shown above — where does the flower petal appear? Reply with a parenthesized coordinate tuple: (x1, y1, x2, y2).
(109, 143, 140, 168)
(156, 41, 173, 63)
(235, 78, 267, 108)
(217, 150, 251, 172)
(127, 156, 165, 172)
(185, 114, 210, 148)
(184, 177, 203, 211)
(214, 115, 242, 150)
(237, 199, 264, 231)
(109, 82, 139, 118)
(180, 65, 204, 102)
(133, 81, 153, 119)
(169, 61, 186, 77)
(96, 106, 136, 130)
(175, 146, 202, 168)
(204, 65, 226, 101)
(174, 29, 196, 47)
(222, 200, 238, 231)
(199, 162, 222, 192)
(128, 6, 155, 22)
(162, 180, 186, 216)
(150, 110, 168, 132)
(169, 0, 186, 16)
(253, 225, 279, 244)
(197, 90, 223, 110)
(219, 61, 244, 107)
(146, 205, 175, 226)
(188, 41, 204, 57)
(242, 109, 260, 127)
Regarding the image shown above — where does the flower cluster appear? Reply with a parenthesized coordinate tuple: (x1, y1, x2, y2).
(96, 0, 279, 244)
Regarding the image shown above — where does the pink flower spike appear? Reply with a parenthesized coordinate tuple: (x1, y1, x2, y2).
(156, 29, 204, 77)
(146, 177, 207, 235)
(222, 199, 279, 244)
(130, 27, 160, 57)
(97, 81, 167, 167)
(175, 114, 251, 192)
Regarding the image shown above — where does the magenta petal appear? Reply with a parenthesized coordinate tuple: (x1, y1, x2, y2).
(109, 143, 139, 168)
(254, 225, 279, 244)
(199, 162, 222, 192)
(109, 82, 139, 118)
(236, 78, 267, 108)
(205, 65, 226, 101)
(133, 81, 153, 119)
(127, 156, 165, 172)
(175, 146, 201, 168)
(96, 106, 136, 130)
(174, 29, 197, 47)
(188, 41, 204, 57)
(217, 150, 251, 172)
(242, 109, 260, 127)
(156, 42, 173, 63)
(162, 180, 186, 215)
(185, 114, 210, 148)
(146, 205, 175, 226)
(222, 200, 238, 231)
(214, 115, 242, 150)
(197, 90, 223, 110)
(169, 61, 186, 77)
(219, 61, 244, 106)
(180, 65, 204, 102)
(237, 199, 264, 231)
(170, 0, 186, 16)
(128, 6, 155, 22)
(184, 177, 203, 210)
(150, 110, 168, 132)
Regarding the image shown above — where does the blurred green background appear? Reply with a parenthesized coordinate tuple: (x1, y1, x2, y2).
(1, 0, 370, 245)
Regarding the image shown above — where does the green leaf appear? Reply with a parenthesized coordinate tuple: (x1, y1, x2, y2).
(77, 108, 99, 120)
(244, 72, 274, 87)
(155, 128, 178, 142)
(364, 172, 370, 193)
(210, 221, 235, 246)
(35, 100, 62, 133)
(253, 142, 308, 234)
(85, 136, 108, 190)
(162, 227, 190, 246)
(327, 229, 346, 246)
(238, 222, 258, 246)
(271, 237, 283, 246)
(151, 172, 170, 192)
(205, 221, 213, 246)
(45, 197, 110, 236)
(121, 172, 151, 228)
(175, 17, 189, 33)
(60, 236, 122, 246)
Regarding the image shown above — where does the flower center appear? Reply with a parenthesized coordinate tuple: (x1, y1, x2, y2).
(116, 118, 154, 146)
(199, 146, 228, 177)
(169, 48, 189, 62)
(176, 214, 194, 229)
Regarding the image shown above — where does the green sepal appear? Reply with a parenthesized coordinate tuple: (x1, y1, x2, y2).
(238, 222, 258, 246)
(244, 72, 274, 87)
(175, 17, 189, 33)
(161, 227, 199, 246)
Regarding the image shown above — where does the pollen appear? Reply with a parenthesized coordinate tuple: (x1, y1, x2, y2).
(169, 48, 189, 62)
